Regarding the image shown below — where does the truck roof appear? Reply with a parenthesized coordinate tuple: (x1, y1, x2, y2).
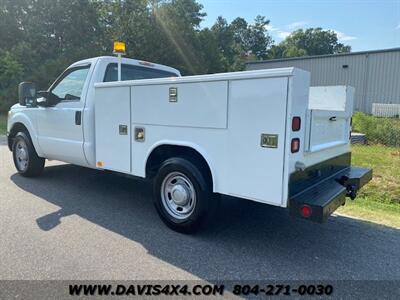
(69, 56, 181, 76)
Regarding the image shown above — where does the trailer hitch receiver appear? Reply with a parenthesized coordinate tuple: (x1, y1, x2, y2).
(346, 184, 357, 200)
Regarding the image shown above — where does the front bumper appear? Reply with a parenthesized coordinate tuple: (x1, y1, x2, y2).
(289, 153, 372, 223)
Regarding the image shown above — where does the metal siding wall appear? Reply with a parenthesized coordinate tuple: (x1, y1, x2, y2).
(365, 51, 400, 112)
(247, 50, 400, 113)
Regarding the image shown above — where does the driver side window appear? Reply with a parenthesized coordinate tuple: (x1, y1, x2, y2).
(51, 66, 90, 101)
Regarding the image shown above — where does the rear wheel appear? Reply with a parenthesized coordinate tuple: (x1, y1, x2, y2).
(12, 132, 45, 177)
(153, 157, 216, 233)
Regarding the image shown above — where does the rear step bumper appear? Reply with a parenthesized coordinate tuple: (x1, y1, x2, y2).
(289, 165, 372, 223)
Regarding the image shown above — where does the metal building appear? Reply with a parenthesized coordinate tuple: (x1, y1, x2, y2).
(246, 48, 400, 113)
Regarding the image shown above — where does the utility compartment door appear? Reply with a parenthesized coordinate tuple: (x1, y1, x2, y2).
(308, 110, 350, 152)
(226, 77, 289, 205)
(95, 86, 131, 173)
(131, 81, 228, 129)
(307, 86, 354, 152)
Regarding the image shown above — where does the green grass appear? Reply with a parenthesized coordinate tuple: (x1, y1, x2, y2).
(337, 145, 400, 228)
(352, 112, 400, 147)
(0, 114, 7, 135)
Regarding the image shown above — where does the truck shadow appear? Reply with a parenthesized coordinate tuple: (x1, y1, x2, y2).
(10, 164, 400, 280)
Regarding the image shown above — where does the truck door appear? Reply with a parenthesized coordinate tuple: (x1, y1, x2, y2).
(36, 65, 91, 166)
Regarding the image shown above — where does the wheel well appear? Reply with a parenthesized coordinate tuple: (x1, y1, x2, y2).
(146, 145, 213, 187)
(8, 122, 29, 151)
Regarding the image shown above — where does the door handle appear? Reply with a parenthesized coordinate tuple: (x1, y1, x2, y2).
(75, 111, 82, 125)
(329, 116, 337, 121)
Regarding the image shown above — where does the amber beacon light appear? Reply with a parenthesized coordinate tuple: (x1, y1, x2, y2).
(113, 41, 126, 55)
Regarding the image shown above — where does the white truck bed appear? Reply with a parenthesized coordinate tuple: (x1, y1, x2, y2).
(94, 68, 353, 208)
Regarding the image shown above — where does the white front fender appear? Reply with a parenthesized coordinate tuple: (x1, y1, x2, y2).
(8, 111, 44, 157)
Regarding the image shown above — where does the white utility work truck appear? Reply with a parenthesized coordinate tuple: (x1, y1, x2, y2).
(7, 48, 372, 233)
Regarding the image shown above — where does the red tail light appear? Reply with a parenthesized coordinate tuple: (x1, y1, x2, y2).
(291, 138, 300, 153)
(300, 205, 312, 218)
(292, 117, 301, 131)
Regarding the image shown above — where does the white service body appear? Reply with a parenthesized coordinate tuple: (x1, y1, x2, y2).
(94, 65, 354, 207)
(8, 56, 354, 208)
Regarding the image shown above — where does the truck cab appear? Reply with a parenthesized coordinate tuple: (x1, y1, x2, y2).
(8, 56, 180, 167)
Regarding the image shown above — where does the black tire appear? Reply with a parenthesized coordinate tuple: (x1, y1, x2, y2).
(12, 132, 45, 177)
(153, 157, 216, 234)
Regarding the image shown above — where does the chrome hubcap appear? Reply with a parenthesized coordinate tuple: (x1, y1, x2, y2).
(15, 140, 29, 171)
(171, 184, 189, 206)
(161, 172, 196, 220)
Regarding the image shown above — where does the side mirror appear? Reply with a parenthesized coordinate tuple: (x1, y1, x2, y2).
(18, 82, 37, 106)
(36, 91, 61, 107)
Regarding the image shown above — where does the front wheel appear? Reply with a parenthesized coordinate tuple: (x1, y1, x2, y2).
(153, 157, 216, 233)
(12, 132, 45, 177)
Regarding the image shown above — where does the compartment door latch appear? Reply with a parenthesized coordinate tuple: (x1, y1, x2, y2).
(119, 125, 128, 135)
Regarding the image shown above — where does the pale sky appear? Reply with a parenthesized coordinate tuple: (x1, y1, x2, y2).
(198, 0, 400, 51)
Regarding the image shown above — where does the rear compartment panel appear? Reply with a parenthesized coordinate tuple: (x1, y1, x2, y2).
(225, 77, 288, 204)
(308, 110, 349, 152)
(305, 86, 354, 153)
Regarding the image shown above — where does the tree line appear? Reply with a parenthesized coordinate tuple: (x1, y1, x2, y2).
(0, 0, 351, 112)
